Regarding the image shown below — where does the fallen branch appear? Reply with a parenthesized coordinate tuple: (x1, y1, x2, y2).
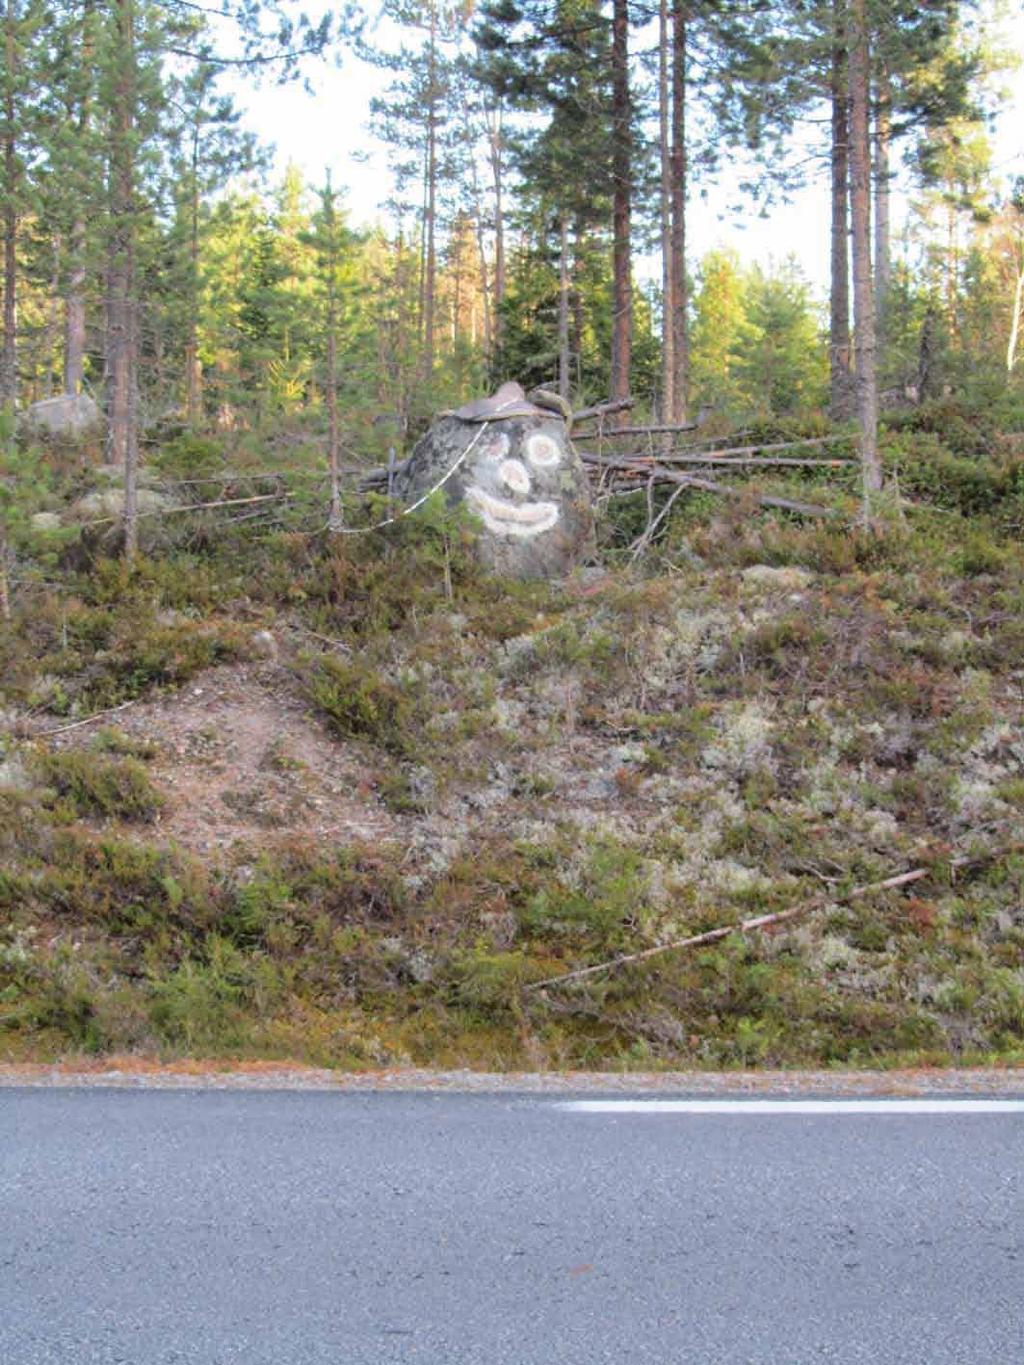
(36, 699, 139, 738)
(586, 433, 850, 455)
(82, 492, 294, 528)
(579, 452, 856, 469)
(570, 396, 636, 426)
(581, 458, 837, 518)
(583, 419, 701, 437)
(525, 867, 933, 993)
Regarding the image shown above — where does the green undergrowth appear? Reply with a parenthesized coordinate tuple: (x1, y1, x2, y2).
(1, 777, 1022, 1067)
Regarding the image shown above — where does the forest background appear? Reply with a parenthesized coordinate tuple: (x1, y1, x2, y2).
(2, 0, 1023, 497)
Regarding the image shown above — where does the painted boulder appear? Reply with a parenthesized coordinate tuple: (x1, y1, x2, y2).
(394, 383, 595, 579)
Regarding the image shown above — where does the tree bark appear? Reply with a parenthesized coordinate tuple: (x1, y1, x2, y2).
(1, 0, 18, 409)
(609, 0, 632, 418)
(848, 0, 881, 512)
(658, 0, 674, 425)
(669, 0, 687, 423)
(829, 2, 853, 421)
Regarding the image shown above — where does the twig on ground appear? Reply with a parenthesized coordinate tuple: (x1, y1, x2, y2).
(525, 868, 934, 993)
(36, 699, 139, 738)
(527, 844, 1022, 994)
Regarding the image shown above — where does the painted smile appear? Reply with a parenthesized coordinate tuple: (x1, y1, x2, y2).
(466, 487, 559, 537)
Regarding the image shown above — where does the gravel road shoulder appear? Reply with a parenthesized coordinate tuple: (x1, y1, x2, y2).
(2, 1060, 1024, 1094)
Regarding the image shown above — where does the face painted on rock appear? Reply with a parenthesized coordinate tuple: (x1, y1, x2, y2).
(463, 428, 567, 539)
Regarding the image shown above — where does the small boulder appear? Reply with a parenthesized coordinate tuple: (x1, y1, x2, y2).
(741, 564, 815, 591)
(394, 382, 595, 579)
(251, 630, 279, 662)
(21, 393, 101, 440)
(30, 512, 63, 532)
(69, 487, 175, 522)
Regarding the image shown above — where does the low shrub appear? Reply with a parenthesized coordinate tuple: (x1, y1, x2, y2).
(299, 653, 423, 758)
(35, 749, 165, 822)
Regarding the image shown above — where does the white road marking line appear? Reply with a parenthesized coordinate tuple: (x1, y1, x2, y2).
(560, 1099, 1024, 1114)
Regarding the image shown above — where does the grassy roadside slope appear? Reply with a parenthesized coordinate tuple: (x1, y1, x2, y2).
(2, 408, 1023, 1071)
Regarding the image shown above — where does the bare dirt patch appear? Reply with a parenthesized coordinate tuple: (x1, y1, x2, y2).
(51, 661, 399, 856)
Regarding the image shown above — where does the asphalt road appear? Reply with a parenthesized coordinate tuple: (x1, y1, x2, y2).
(2, 1089, 1022, 1364)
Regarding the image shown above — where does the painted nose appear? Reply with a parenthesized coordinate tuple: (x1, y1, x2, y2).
(499, 458, 531, 495)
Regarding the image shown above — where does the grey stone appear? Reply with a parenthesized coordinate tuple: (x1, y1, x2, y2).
(395, 383, 595, 579)
(251, 630, 279, 661)
(0, 757, 33, 793)
(741, 564, 815, 590)
(29, 512, 62, 532)
(69, 487, 174, 522)
(21, 393, 101, 439)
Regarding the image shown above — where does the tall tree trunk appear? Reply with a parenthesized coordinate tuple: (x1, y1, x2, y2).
(44, 233, 62, 397)
(108, 0, 138, 559)
(658, 0, 674, 425)
(558, 214, 570, 400)
(486, 102, 505, 355)
(1007, 269, 1024, 375)
(65, 219, 87, 394)
(421, 0, 438, 381)
(64, 0, 93, 396)
(325, 199, 341, 533)
(0, 524, 10, 621)
(185, 125, 202, 423)
(945, 202, 959, 342)
(609, 0, 632, 416)
(873, 60, 892, 329)
(848, 0, 881, 511)
(829, 1, 853, 421)
(1, 0, 18, 409)
(469, 156, 492, 360)
(572, 219, 585, 393)
(669, 0, 687, 423)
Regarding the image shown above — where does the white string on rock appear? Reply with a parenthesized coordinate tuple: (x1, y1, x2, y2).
(330, 419, 494, 536)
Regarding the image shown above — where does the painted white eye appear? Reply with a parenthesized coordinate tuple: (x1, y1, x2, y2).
(525, 433, 560, 468)
(499, 459, 531, 494)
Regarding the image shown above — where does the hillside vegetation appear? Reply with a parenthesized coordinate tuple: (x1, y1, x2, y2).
(1, 405, 1022, 1072)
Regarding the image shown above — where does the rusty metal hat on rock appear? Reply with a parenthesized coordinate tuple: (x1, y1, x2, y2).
(453, 382, 570, 423)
